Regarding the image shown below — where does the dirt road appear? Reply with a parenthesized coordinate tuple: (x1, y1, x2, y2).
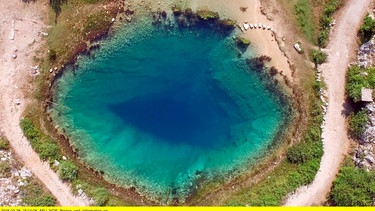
(284, 0, 372, 206)
(0, 0, 89, 206)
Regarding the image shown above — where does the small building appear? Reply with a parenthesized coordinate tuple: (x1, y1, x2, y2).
(361, 88, 373, 102)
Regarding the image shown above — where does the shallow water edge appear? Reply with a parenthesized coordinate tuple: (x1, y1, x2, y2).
(45, 8, 295, 204)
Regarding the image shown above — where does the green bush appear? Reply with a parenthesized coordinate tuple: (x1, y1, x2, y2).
(323, 5, 336, 16)
(310, 49, 328, 65)
(0, 138, 10, 150)
(317, 29, 329, 48)
(320, 14, 332, 28)
(20, 118, 41, 142)
(359, 15, 375, 43)
(287, 143, 314, 164)
(58, 160, 79, 181)
(348, 110, 368, 138)
(346, 66, 375, 102)
(24, 195, 56, 206)
(38, 142, 61, 161)
(92, 187, 109, 206)
(346, 66, 366, 102)
(296, 158, 320, 184)
(316, 0, 344, 47)
(331, 166, 375, 206)
(48, 49, 57, 61)
(21, 118, 63, 164)
(0, 161, 11, 177)
(20, 179, 56, 206)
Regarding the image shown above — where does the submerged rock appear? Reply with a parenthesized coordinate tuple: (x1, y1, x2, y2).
(235, 36, 251, 47)
(172, 5, 182, 16)
(184, 8, 193, 19)
(196, 10, 219, 21)
(219, 19, 236, 31)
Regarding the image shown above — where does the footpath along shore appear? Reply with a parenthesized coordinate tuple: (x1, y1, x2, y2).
(0, 0, 89, 206)
(284, 0, 372, 206)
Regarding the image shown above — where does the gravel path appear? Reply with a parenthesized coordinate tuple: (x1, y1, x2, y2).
(284, 0, 372, 206)
(0, 0, 89, 206)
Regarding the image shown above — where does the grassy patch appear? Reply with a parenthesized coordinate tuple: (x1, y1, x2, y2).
(47, 0, 118, 67)
(348, 110, 368, 138)
(224, 77, 323, 205)
(20, 118, 62, 164)
(287, 142, 316, 164)
(346, 65, 375, 102)
(92, 187, 110, 206)
(0, 161, 11, 177)
(317, 0, 344, 47)
(330, 159, 375, 206)
(20, 179, 56, 206)
(359, 14, 375, 44)
(58, 160, 79, 182)
(310, 48, 328, 66)
(294, 0, 316, 42)
(291, 0, 343, 46)
(225, 155, 321, 206)
(0, 137, 10, 150)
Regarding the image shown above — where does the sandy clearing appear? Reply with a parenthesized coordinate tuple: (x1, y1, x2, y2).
(284, 0, 372, 206)
(0, 0, 89, 206)
(188, 0, 293, 82)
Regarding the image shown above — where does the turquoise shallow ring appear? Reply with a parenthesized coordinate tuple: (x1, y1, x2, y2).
(52, 18, 287, 201)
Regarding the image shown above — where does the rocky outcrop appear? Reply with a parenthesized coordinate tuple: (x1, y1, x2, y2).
(0, 150, 32, 206)
(352, 143, 375, 171)
(356, 39, 375, 68)
(352, 102, 375, 171)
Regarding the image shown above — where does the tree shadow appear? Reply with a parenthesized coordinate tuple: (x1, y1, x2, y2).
(49, 0, 68, 24)
(341, 96, 355, 117)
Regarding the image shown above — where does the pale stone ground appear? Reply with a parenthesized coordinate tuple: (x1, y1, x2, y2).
(0, 0, 89, 206)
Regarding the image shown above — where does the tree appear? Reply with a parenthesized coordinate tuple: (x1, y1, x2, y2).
(348, 110, 368, 138)
(49, 0, 67, 23)
(58, 160, 78, 181)
(38, 142, 61, 161)
(310, 49, 328, 66)
(359, 15, 375, 43)
(287, 143, 314, 164)
(92, 188, 109, 206)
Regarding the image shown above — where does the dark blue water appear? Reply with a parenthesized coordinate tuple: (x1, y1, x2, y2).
(52, 20, 287, 201)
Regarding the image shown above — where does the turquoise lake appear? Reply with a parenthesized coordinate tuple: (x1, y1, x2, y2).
(52, 19, 288, 201)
